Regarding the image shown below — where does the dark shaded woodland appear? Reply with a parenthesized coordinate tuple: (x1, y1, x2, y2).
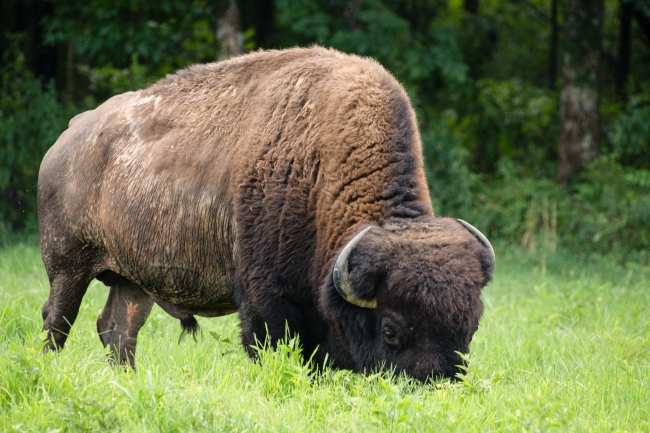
(1, 0, 649, 262)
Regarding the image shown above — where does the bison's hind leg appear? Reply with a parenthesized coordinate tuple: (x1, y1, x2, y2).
(42, 266, 95, 352)
(96, 276, 154, 369)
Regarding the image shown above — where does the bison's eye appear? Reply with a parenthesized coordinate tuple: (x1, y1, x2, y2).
(380, 316, 403, 350)
(382, 326, 401, 349)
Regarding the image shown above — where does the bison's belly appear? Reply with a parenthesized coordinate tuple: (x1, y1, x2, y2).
(101, 211, 237, 311)
(96, 170, 237, 309)
(132, 261, 236, 309)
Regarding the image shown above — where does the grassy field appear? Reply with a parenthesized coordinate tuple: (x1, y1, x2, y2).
(1, 241, 649, 432)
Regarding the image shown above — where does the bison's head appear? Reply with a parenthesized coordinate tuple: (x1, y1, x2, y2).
(323, 218, 494, 382)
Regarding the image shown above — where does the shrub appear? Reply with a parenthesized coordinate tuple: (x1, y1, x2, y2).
(612, 94, 650, 169)
(0, 47, 80, 231)
(569, 157, 650, 263)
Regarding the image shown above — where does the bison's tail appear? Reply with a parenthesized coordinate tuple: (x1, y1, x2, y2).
(178, 315, 200, 343)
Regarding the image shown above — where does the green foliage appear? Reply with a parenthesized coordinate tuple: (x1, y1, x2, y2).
(570, 157, 650, 262)
(460, 78, 559, 176)
(0, 45, 80, 231)
(1, 243, 649, 431)
(456, 10, 498, 79)
(78, 53, 150, 97)
(275, 0, 467, 107)
(42, 0, 229, 101)
(429, 151, 650, 265)
(429, 151, 568, 255)
(423, 113, 479, 216)
(613, 93, 650, 168)
(43, 0, 223, 73)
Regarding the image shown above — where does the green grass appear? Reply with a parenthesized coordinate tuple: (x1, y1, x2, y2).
(1, 241, 649, 432)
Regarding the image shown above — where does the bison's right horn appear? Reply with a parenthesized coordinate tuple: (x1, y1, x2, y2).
(457, 219, 496, 267)
(332, 226, 377, 309)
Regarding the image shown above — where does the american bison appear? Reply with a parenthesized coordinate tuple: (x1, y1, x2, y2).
(38, 47, 494, 381)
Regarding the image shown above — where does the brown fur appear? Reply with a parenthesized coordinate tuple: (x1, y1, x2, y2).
(38, 47, 493, 380)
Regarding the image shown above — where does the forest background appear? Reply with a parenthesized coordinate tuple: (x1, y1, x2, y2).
(1, 0, 649, 265)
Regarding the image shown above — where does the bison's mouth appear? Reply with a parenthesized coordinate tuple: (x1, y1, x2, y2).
(387, 350, 466, 383)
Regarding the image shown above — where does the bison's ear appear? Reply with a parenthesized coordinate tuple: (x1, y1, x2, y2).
(346, 255, 386, 303)
(457, 219, 495, 286)
(333, 227, 384, 309)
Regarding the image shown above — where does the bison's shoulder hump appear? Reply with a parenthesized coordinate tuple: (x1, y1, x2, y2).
(150, 46, 395, 97)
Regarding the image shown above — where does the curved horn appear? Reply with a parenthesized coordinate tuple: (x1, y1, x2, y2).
(457, 219, 496, 267)
(332, 226, 377, 309)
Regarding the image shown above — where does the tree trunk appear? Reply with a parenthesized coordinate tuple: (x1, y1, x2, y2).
(464, 0, 478, 14)
(558, 0, 604, 187)
(634, 7, 650, 42)
(344, 0, 363, 30)
(65, 42, 74, 98)
(617, 0, 632, 102)
(217, 0, 244, 60)
(548, 0, 558, 89)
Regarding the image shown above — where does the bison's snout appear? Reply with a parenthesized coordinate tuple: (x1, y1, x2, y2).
(398, 350, 467, 383)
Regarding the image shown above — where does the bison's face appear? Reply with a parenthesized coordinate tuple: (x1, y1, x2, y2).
(373, 267, 483, 381)
(325, 218, 494, 382)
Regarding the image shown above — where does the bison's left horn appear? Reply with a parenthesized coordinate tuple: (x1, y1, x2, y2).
(333, 226, 377, 309)
(457, 219, 496, 267)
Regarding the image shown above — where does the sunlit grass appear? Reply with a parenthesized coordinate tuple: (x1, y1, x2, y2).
(1, 241, 649, 431)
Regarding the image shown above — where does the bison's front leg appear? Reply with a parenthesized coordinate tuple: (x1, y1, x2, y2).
(96, 276, 154, 369)
(238, 299, 289, 357)
(237, 278, 326, 360)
